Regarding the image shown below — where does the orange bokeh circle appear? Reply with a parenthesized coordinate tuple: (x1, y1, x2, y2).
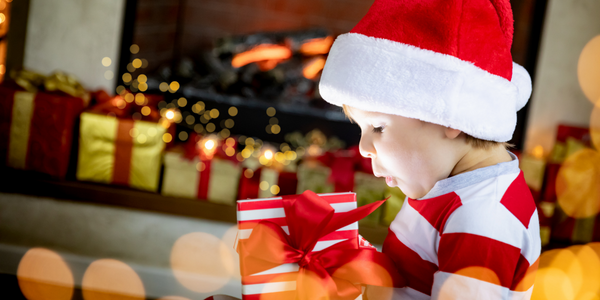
(556, 148, 600, 218)
(170, 232, 233, 293)
(82, 258, 145, 300)
(578, 35, 600, 105)
(17, 248, 75, 300)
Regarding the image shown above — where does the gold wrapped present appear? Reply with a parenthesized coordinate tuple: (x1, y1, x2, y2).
(77, 112, 166, 192)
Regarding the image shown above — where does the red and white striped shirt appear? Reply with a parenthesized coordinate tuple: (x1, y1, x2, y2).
(382, 154, 541, 299)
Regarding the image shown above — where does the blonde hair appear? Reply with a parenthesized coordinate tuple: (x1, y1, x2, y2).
(342, 104, 511, 150)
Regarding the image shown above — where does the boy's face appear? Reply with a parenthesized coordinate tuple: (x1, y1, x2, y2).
(347, 106, 462, 199)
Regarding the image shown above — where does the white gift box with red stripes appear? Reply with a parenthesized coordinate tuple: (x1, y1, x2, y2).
(236, 192, 361, 300)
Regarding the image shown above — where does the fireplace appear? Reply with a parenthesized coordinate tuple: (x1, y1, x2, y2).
(115, 0, 547, 149)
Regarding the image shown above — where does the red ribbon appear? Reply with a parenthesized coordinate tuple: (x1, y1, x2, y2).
(317, 146, 373, 192)
(239, 190, 406, 300)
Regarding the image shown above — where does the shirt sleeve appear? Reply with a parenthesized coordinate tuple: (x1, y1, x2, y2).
(431, 217, 539, 299)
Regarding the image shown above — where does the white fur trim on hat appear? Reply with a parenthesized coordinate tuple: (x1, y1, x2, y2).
(319, 33, 532, 142)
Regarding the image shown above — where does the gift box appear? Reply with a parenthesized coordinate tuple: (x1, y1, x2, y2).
(238, 166, 298, 199)
(162, 150, 242, 205)
(0, 81, 87, 178)
(354, 171, 387, 226)
(237, 191, 405, 300)
(76, 112, 166, 191)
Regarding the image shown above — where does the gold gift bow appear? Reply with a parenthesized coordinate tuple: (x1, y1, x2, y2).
(11, 69, 90, 103)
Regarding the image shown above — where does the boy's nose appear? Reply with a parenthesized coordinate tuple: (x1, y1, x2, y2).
(359, 135, 375, 158)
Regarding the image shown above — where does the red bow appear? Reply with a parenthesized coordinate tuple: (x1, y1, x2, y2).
(239, 191, 406, 300)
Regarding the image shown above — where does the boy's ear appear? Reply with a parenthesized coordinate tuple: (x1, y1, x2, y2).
(444, 127, 462, 139)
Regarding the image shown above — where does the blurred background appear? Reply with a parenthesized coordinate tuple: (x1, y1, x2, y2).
(0, 0, 599, 299)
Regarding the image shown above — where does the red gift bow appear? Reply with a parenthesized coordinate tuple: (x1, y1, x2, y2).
(239, 190, 406, 300)
(317, 146, 373, 192)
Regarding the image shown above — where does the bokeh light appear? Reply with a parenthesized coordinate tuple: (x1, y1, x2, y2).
(132, 58, 142, 69)
(170, 232, 233, 293)
(229, 106, 238, 116)
(437, 267, 501, 299)
(266, 107, 276, 117)
(556, 148, 600, 218)
(82, 259, 145, 300)
(221, 225, 241, 279)
(578, 35, 600, 105)
(17, 248, 74, 300)
(591, 102, 600, 150)
(102, 57, 112, 67)
(130, 44, 140, 54)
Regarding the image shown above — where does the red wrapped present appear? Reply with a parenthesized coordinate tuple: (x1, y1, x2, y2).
(0, 79, 87, 178)
(237, 191, 406, 300)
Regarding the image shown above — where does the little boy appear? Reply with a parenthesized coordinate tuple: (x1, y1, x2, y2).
(319, 0, 541, 299)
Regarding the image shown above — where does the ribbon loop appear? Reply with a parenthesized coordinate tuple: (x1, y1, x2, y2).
(240, 190, 407, 300)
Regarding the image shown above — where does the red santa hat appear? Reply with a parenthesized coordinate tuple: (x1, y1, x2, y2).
(319, 0, 532, 142)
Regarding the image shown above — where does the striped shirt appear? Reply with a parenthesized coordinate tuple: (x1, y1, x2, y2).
(382, 152, 541, 299)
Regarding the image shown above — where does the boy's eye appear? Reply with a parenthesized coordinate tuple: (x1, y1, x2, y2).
(372, 126, 384, 133)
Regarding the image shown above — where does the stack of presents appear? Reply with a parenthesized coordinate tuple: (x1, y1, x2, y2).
(0, 69, 404, 229)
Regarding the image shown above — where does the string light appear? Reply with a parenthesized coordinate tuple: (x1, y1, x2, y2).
(132, 59, 142, 69)
(177, 97, 187, 107)
(137, 134, 147, 144)
(127, 63, 136, 73)
(194, 124, 204, 133)
(179, 131, 188, 141)
(162, 133, 173, 143)
(228, 107, 238, 116)
(138, 82, 148, 92)
(259, 181, 269, 191)
(141, 106, 151, 116)
(137, 74, 147, 83)
(185, 115, 195, 125)
(205, 139, 215, 150)
(270, 185, 280, 195)
(206, 123, 216, 132)
(102, 57, 112, 67)
(159, 82, 169, 92)
(266, 107, 276, 117)
(122, 73, 132, 83)
(130, 44, 140, 54)
(244, 169, 254, 178)
(124, 93, 134, 103)
(116, 85, 126, 95)
(170, 81, 180, 92)
(165, 110, 175, 120)
(226, 138, 236, 147)
(135, 93, 146, 105)
(271, 124, 281, 134)
(210, 109, 220, 118)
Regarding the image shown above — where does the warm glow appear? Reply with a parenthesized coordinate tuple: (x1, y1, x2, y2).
(159, 82, 169, 92)
(270, 185, 280, 195)
(104, 70, 114, 80)
(264, 150, 273, 160)
(141, 106, 151, 116)
(231, 44, 292, 68)
(137, 74, 147, 83)
(299, 36, 334, 55)
(165, 110, 175, 120)
(205, 139, 215, 150)
(578, 35, 600, 105)
(132, 58, 143, 69)
(533, 145, 545, 159)
(556, 149, 600, 218)
(225, 147, 235, 156)
(244, 168, 254, 178)
(178, 131, 188, 141)
(170, 232, 233, 293)
(135, 93, 146, 105)
(226, 137, 236, 147)
(130, 44, 140, 54)
(591, 103, 600, 150)
(124, 93, 134, 103)
(122, 73, 132, 83)
(82, 259, 145, 300)
(163, 133, 172, 143)
(177, 97, 187, 107)
(259, 181, 269, 191)
(17, 248, 75, 300)
(0, 13, 6, 24)
(229, 106, 238, 116)
(206, 123, 216, 133)
(220, 129, 231, 138)
(170, 81, 180, 92)
(102, 57, 112, 67)
(210, 108, 220, 118)
(116, 99, 127, 110)
(303, 56, 327, 79)
(271, 124, 281, 134)
(225, 118, 235, 128)
(185, 115, 195, 125)
(242, 148, 252, 158)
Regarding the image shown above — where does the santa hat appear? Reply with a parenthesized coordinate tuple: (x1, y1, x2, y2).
(319, 0, 532, 142)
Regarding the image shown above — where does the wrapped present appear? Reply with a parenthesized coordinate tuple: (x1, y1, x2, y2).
(0, 71, 88, 178)
(382, 186, 406, 227)
(162, 137, 242, 204)
(238, 166, 298, 199)
(354, 171, 387, 226)
(237, 191, 406, 300)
